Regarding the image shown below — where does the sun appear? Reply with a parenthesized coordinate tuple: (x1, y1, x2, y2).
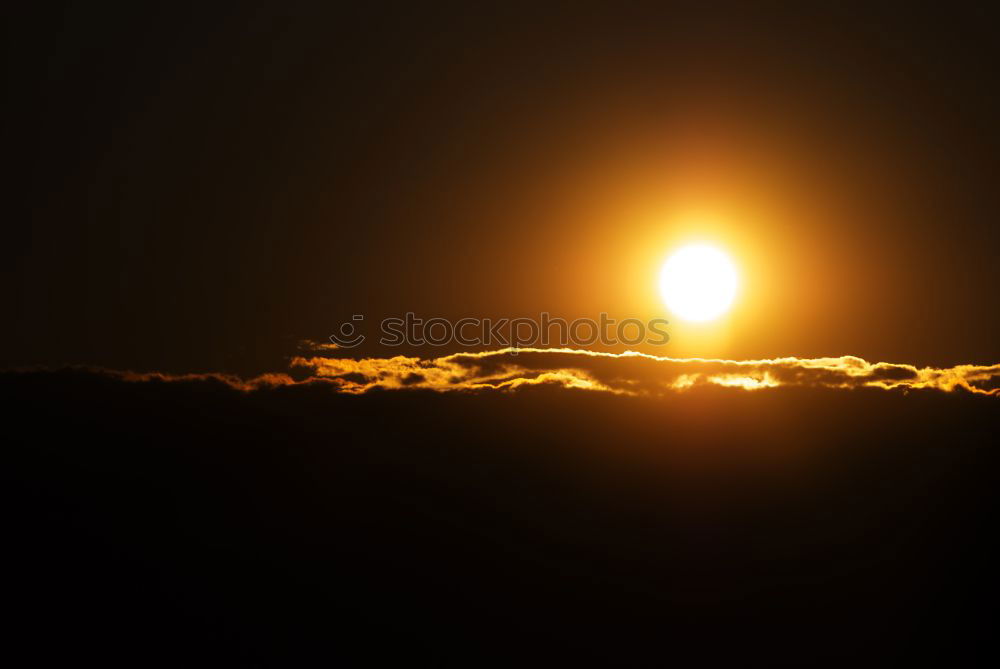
(659, 244, 739, 322)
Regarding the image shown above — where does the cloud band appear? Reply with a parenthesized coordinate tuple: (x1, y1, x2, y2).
(289, 348, 1000, 396)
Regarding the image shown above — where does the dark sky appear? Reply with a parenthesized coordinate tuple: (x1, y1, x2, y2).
(5, 7, 1000, 661)
(6, 3, 999, 374)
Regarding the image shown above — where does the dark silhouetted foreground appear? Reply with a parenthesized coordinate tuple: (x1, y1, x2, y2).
(4, 370, 997, 664)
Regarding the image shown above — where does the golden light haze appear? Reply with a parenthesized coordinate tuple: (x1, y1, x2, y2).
(513, 105, 914, 362)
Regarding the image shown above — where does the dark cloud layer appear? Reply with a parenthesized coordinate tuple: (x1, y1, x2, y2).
(4, 365, 999, 664)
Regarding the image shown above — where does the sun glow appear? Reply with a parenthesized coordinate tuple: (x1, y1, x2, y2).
(659, 244, 739, 322)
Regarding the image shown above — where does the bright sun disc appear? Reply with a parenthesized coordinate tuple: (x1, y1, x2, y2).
(659, 244, 738, 322)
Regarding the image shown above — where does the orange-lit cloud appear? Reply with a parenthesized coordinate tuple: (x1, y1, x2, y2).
(290, 348, 1000, 396)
